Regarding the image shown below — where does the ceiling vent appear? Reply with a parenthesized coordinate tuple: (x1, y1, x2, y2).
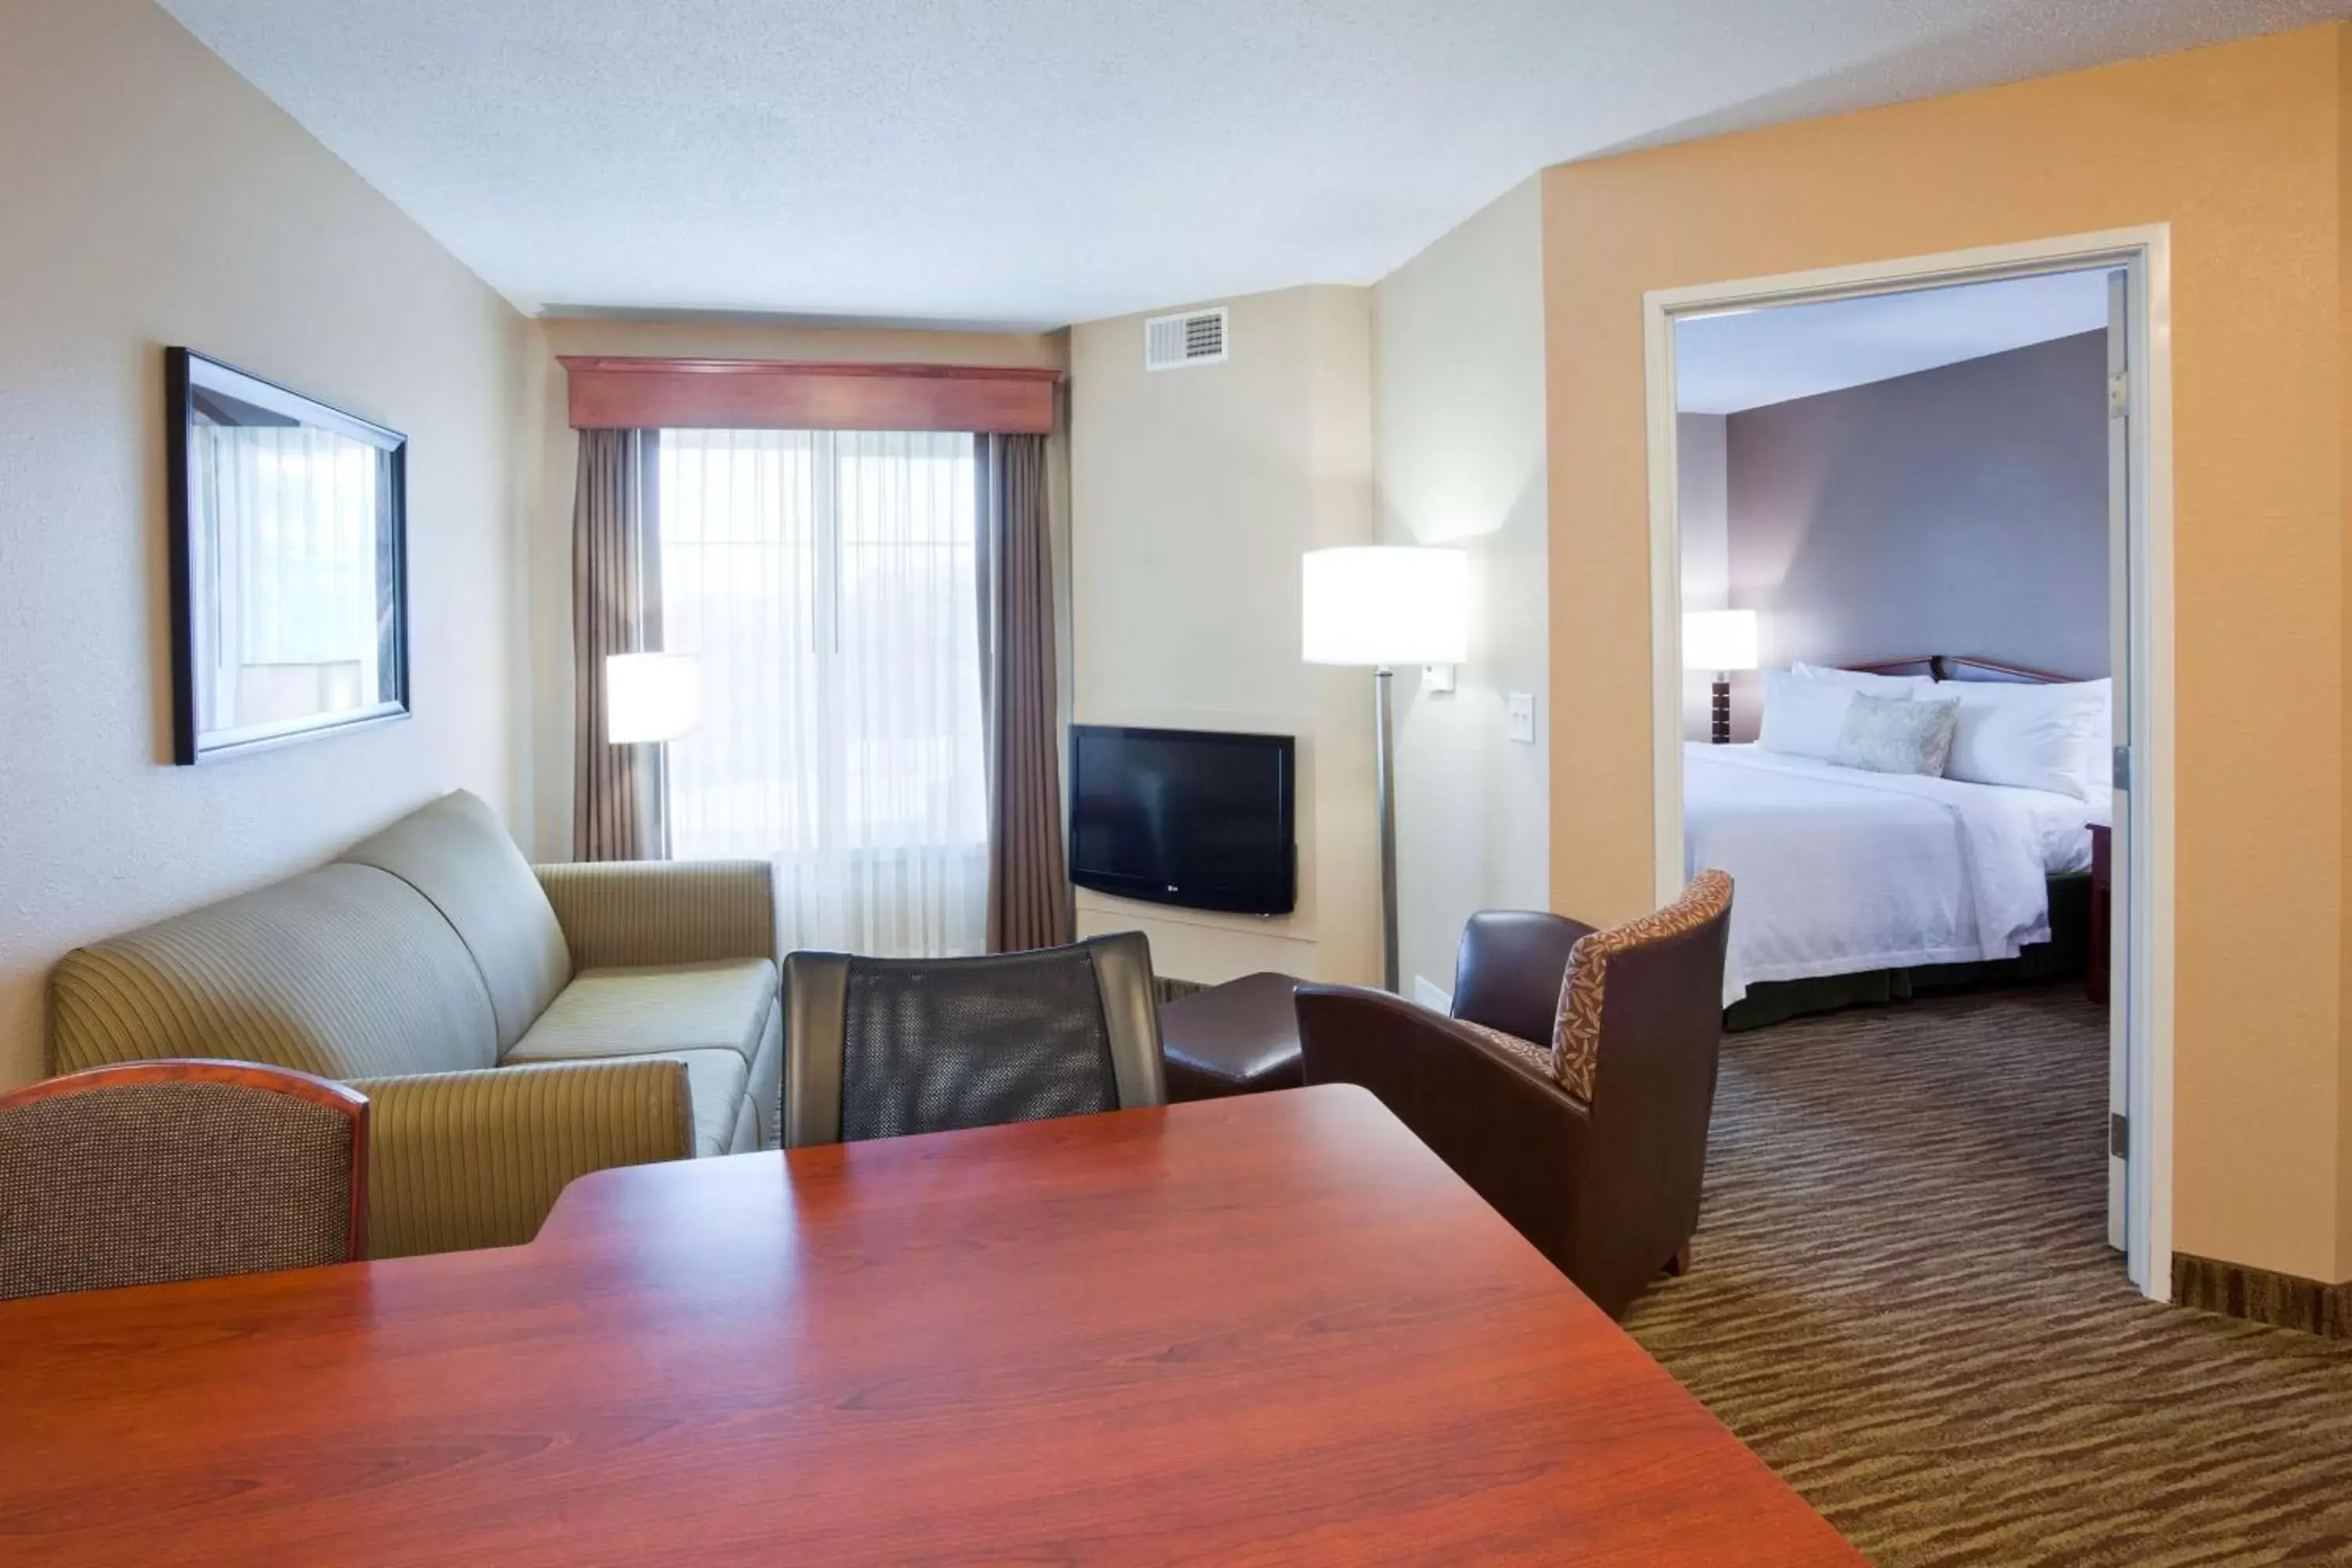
(1145, 307, 1229, 371)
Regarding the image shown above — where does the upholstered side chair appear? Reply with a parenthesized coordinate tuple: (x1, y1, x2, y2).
(1296, 872, 1733, 1319)
(0, 1059, 368, 1301)
(782, 934, 1167, 1147)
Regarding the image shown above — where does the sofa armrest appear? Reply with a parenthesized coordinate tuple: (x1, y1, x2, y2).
(1297, 984, 1588, 1278)
(347, 1058, 693, 1258)
(532, 859, 777, 971)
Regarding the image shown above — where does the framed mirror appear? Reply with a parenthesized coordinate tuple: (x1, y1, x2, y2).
(166, 348, 409, 764)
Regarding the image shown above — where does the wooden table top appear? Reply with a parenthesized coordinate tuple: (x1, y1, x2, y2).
(1, 1085, 1858, 1565)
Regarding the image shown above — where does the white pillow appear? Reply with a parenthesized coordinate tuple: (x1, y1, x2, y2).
(1758, 668, 1867, 760)
(1792, 661, 1937, 699)
(1943, 679, 2110, 800)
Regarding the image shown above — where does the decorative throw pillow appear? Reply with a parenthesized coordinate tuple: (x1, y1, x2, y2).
(1830, 693, 1958, 776)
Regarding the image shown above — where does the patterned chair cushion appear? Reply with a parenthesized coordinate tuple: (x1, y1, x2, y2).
(1550, 870, 1735, 1103)
(1454, 1019, 1557, 1083)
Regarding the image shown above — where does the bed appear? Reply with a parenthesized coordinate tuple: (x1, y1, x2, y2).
(1685, 655, 2103, 1025)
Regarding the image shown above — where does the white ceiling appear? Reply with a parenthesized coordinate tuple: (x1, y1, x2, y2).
(158, 0, 2350, 327)
(1674, 270, 2114, 415)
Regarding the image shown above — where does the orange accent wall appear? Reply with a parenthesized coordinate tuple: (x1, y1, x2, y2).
(1540, 26, 2350, 1281)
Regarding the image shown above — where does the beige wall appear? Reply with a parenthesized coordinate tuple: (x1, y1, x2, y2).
(0, 0, 534, 1090)
(2339, 23, 2352, 1286)
(1068, 286, 1381, 985)
(1372, 179, 1552, 1000)
(524, 318, 1069, 861)
(1539, 26, 2350, 1282)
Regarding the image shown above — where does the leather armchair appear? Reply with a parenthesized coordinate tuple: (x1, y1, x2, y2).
(1297, 873, 1733, 1319)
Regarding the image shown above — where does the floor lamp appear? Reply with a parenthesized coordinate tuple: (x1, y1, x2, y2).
(605, 652, 700, 856)
(1301, 546, 1470, 994)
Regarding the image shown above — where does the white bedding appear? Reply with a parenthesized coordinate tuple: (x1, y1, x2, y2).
(1684, 744, 2096, 1006)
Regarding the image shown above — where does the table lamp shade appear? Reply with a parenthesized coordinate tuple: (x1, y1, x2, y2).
(1682, 609, 1759, 673)
(605, 652, 700, 744)
(1301, 547, 1469, 667)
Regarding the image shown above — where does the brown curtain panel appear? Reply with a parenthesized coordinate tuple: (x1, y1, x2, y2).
(976, 433, 1073, 952)
(572, 428, 666, 862)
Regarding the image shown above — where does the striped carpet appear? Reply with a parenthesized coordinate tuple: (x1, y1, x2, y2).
(1621, 988, 2352, 1566)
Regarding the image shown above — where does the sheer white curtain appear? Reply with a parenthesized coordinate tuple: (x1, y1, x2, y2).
(658, 429, 988, 956)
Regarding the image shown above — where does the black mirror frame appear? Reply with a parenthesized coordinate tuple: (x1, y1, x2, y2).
(165, 347, 411, 765)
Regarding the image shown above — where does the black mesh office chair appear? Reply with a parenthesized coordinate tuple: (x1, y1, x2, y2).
(781, 934, 1168, 1147)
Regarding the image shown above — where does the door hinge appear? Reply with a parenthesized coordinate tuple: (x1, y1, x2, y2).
(2112, 745, 2131, 791)
(2107, 370, 2129, 419)
(2110, 1112, 2129, 1160)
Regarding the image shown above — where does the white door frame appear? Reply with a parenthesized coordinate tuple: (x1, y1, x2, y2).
(1640, 226, 2176, 1300)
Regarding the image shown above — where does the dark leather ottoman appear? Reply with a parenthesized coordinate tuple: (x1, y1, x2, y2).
(1159, 972, 1306, 1101)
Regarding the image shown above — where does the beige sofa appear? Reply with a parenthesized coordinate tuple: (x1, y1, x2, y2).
(49, 791, 779, 1258)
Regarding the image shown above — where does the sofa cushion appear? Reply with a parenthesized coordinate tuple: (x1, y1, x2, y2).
(674, 1049, 752, 1156)
(504, 960, 778, 1069)
(49, 864, 499, 1080)
(742, 993, 782, 1149)
(339, 791, 572, 1054)
(568, 1048, 749, 1158)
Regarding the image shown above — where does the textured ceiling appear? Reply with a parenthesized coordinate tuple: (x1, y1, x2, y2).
(158, 0, 2350, 326)
(1676, 270, 2113, 415)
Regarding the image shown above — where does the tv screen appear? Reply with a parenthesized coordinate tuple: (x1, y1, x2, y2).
(1069, 725, 1296, 916)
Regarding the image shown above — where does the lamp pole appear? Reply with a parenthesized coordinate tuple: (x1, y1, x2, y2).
(1375, 665, 1399, 993)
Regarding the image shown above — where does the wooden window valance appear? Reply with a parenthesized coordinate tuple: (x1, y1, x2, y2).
(559, 357, 1060, 434)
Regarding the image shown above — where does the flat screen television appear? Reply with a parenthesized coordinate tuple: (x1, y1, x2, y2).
(1069, 725, 1296, 916)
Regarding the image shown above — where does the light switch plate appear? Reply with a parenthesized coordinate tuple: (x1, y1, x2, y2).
(1506, 691, 1537, 744)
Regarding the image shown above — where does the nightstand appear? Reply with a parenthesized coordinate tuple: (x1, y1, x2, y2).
(2087, 822, 2112, 1005)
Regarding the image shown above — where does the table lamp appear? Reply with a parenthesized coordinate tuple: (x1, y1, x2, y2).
(1682, 610, 1757, 745)
(1302, 546, 1470, 993)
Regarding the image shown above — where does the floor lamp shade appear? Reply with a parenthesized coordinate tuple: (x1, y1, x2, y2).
(605, 653, 700, 745)
(1301, 548, 1469, 667)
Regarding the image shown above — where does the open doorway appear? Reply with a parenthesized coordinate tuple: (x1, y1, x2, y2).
(1642, 230, 2173, 1299)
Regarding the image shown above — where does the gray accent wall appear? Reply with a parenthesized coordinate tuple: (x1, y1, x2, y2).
(1722, 330, 2107, 735)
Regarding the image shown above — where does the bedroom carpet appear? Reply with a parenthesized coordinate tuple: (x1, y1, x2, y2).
(1621, 989, 2352, 1566)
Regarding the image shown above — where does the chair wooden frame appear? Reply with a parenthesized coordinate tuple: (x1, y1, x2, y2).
(0, 1058, 372, 1262)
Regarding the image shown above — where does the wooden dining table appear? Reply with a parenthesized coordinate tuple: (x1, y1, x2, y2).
(1, 1084, 1860, 1564)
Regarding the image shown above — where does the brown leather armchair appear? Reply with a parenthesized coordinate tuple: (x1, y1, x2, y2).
(1296, 873, 1733, 1319)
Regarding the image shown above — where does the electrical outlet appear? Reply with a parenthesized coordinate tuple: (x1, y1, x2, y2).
(1506, 692, 1537, 744)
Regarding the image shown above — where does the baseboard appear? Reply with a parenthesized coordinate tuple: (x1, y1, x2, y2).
(2172, 1252, 2352, 1338)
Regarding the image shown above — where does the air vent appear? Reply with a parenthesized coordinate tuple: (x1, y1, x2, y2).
(1145, 307, 1229, 371)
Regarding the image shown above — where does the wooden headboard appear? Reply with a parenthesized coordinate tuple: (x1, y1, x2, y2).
(1846, 655, 2076, 685)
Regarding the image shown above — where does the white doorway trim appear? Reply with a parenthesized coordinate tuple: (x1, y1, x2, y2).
(1640, 226, 2175, 1301)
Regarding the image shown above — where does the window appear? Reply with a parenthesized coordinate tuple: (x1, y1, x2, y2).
(657, 429, 987, 956)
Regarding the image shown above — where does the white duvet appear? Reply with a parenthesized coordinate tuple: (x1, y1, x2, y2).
(1684, 744, 2096, 1007)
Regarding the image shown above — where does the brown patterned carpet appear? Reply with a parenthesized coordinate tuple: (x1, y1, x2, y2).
(1621, 988, 2352, 1567)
